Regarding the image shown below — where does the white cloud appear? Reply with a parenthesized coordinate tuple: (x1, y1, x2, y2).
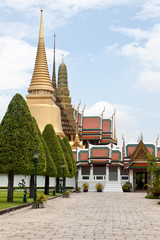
(110, 23, 160, 91)
(110, 26, 149, 40)
(0, 36, 36, 90)
(136, 1, 160, 20)
(0, 95, 12, 122)
(136, 71, 160, 91)
(0, 0, 136, 32)
(105, 43, 119, 53)
(0, 36, 70, 91)
(0, 0, 134, 12)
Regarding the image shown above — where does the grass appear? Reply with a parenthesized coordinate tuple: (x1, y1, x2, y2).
(0, 190, 61, 210)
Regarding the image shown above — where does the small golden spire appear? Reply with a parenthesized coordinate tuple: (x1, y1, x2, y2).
(62, 53, 64, 63)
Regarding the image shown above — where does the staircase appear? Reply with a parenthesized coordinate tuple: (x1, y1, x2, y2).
(103, 181, 123, 192)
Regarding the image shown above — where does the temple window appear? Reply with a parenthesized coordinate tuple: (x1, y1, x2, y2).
(82, 167, 90, 175)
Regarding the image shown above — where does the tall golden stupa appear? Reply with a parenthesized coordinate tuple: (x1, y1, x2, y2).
(26, 10, 64, 137)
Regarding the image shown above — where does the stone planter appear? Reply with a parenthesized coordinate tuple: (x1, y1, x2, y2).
(83, 189, 88, 192)
(63, 194, 70, 198)
(97, 189, 102, 192)
(32, 202, 44, 208)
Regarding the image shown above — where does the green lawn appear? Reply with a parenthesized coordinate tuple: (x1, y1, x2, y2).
(0, 190, 61, 210)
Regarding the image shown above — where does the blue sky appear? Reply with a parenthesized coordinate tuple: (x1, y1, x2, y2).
(0, 0, 160, 145)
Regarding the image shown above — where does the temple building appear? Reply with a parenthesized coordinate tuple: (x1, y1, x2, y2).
(2, 10, 157, 192)
(26, 10, 64, 137)
(49, 19, 160, 192)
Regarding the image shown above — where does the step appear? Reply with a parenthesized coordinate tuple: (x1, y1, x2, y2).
(103, 181, 123, 192)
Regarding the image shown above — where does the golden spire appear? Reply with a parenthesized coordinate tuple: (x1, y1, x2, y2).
(113, 110, 117, 142)
(28, 10, 54, 94)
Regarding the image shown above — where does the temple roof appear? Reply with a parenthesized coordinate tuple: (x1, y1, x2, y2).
(58, 59, 68, 87)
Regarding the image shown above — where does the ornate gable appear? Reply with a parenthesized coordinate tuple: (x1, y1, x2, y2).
(131, 140, 149, 162)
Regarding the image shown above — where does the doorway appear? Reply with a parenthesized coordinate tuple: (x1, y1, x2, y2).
(136, 172, 147, 190)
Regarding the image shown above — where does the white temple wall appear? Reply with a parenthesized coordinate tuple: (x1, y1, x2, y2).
(0, 174, 75, 188)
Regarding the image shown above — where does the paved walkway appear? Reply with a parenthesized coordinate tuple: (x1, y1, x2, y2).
(0, 192, 160, 240)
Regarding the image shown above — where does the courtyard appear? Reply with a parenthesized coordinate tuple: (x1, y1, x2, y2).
(0, 192, 160, 240)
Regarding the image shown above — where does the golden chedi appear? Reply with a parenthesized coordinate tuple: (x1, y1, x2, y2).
(26, 10, 64, 137)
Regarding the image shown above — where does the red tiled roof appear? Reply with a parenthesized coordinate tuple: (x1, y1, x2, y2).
(127, 146, 136, 156)
(102, 120, 111, 132)
(146, 147, 154, 154)
(92, 148, 108, 158)
(80, 152, 89, 161)
(73, 152, 77, 161)
(157, 151, 160, 158)
(112, 152, 120, 160)
(82, 117, 101, 129)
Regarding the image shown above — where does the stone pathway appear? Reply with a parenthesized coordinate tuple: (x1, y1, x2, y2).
(0, 192, 160, 240)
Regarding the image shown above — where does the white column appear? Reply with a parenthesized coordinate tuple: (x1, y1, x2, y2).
(129, 169, 133, 190)
(90, 165, 93, 181)
(118, 167, 121, 182)
(79, 167, 82, 181)
(106, 165, 109, 182)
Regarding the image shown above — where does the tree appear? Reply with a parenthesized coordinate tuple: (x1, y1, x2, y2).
(33, 118, 57, 195)
(42, 124, 69, 192)
(63, 136, 77, 176)
(147, 153, 160, 196)
(58, 136, 73, 178)
(0, 94, 46, 202)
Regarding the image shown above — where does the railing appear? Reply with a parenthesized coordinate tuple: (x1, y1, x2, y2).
(81, 175, 106, 180)
(82, 175, 90, 180)
(94, 175, 106, 180)
(121, 175, 129, 181)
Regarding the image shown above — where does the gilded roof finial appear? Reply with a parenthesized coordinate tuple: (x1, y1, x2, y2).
(101, 106, 105, 119)
(156, 134, 159, 146)
(62, 53, 64, 63)
(82, 104, 86, 117)
(77, 100, 81, 114)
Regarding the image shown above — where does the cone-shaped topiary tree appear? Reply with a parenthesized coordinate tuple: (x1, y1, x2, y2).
(63, 136, 77, 176)
(58, 135, 73, 178)
(42, 124, 69, 192)
(33, 118, 57, 195)
(0, 94, 46, 202)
